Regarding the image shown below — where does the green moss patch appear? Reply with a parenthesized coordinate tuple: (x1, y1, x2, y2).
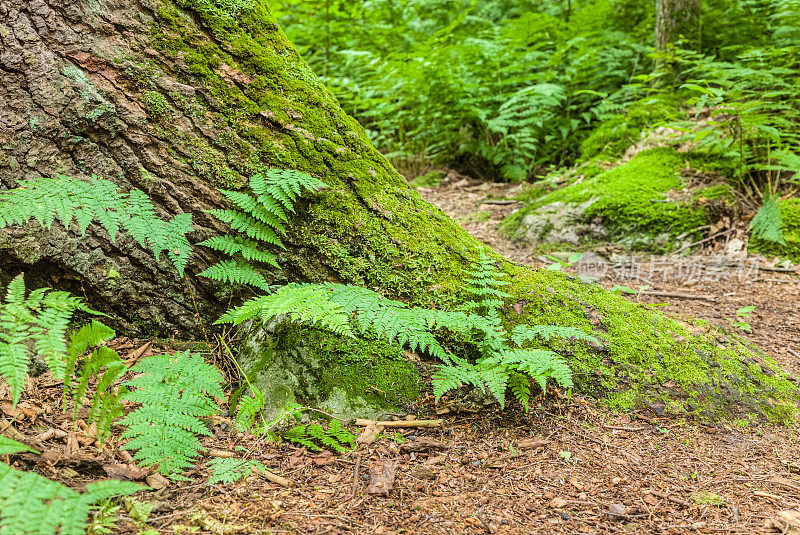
(503, 266, 799, 424)
(579, 94, 684, 162)
(236, 321, 421, 421)
(503, 147, 710, 252)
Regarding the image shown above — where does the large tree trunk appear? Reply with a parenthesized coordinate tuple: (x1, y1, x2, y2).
(0, 0, 796, 421)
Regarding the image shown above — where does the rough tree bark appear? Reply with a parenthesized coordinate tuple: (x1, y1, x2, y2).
(0, 0, 795, 421)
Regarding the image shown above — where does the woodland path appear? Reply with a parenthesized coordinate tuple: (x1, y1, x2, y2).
(3, 176, 800, 534)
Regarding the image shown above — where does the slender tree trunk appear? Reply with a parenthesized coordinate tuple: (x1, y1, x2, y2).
(0, 0, 795, 421)
(654, 0, 700, 82)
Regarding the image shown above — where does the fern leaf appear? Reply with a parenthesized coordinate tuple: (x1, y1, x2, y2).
(120, 351, 223, 479)
(750, 196, 786, 245)
(198, 260, 271, 291)
(208, 458, 266, 485)
(0, 462, 140, 535)
(216, 284, 354, 336)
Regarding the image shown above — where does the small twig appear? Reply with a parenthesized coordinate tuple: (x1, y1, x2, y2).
(354, 419, 443, 428)
(671, 228, 735, 256)
(637, 290, 716, 302)
(602, 425, 650, 432)
(786, 348, 800, 359)
(252, 466, 289, 487)
(207, 448, 237, 459)
(349, 453, 361, 499)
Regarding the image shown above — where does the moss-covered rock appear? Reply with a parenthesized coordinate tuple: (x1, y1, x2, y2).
(503, 147, 711, 252)
(236, 321, 421, 421)
(749, 198, 800, 263)
(579, 95, 684, 162)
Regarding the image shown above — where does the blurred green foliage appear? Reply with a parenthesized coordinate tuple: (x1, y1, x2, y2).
(272, 0, 799, 188)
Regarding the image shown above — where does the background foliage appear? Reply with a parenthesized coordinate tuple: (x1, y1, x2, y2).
(272, 0, 799, 186)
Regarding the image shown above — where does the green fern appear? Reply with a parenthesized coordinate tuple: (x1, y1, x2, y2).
(750, 195, 786, 244)
(119, 351, 224, 479)
(234, 386, 266, 434)
(281, 419, 355, 453)
(0, 274, 100, 405)
(0, 444, 140, 535)
(207, 458, 267, 485)
(199, 169, 326, 289)
(217, 283, 354, 337)
(0, 175, 192, 275)
(64, 321, 128, 445)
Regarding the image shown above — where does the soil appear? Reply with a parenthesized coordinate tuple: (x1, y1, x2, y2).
(2, 176, 800, 534)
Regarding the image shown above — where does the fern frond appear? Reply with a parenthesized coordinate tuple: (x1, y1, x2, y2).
(750, 196, 786, 245)
(119, 352, 223, 479)
(0, 175, 193, 275)
(234, 388, 265, 432)
(198, 236, 279, 267)
(250, 169, 327, 214)
(198, 259, 271, 291)
(0, 462, 140, 535)
(216, 284, 354, 336)
(0, 436, 38, 455)
(508, 372, 532, 411)
(501, 348, 574, 390)
(1, 275, 104, 405)
(208, 209, 284, 247)
(207, 458, 266, 485)
(281, 420, 355, 453)
(65, 322, 126, 445)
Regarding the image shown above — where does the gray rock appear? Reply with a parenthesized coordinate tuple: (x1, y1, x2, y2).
(236, 320, 420, 422)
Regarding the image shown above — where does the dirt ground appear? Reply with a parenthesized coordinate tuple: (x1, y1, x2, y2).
(2, 176, 800, 534)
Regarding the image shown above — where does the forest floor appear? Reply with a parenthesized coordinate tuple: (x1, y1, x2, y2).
(3, 176, 800, 534)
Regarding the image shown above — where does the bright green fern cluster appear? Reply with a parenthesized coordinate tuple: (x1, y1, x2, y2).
(219, 248, 598, 409)
(0, 436, 141, 535)
(119, 351, 224, 480)
(750, 195, 786, 245)
(198, 169, 326, 290)
(0, 175, 193, 275)
(0, 274, 99, 405)
(64, 321, 128, 445)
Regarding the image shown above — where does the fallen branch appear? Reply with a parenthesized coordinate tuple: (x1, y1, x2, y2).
(354, 419, 443, 428)
(637, 291, 716, 302)
(671, 228, 735, 256)
(252, 466, 289, 487)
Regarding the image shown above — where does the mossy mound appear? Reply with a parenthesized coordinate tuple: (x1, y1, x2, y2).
(502, 147, 722, 252)
(236, 321, 421, 421)
(504, 266, 798, 424)
(579, 95, 684, 162)
(749, 198, 800, 263)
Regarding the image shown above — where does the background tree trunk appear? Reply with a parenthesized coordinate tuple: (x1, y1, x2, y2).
(0, 0, 795, 420)
(654, 0, 700, 82)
